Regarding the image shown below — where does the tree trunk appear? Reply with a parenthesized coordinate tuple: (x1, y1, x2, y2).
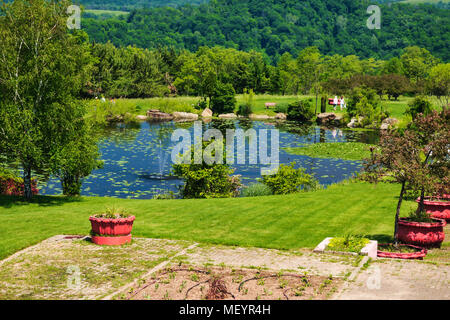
(23, 165, 33, 201)
(315, 93, 318, 114)
(394, 181, 406, 244)
(416, 188, 426, 214)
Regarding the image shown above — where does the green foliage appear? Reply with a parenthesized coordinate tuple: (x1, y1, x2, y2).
(348, 87, 384, 127)
(86, 42, 169, 98)
(194, 99, 208, 111)
(426, 63, 449, 106)
(241, 183, 273, 197)
(0, 0, 91, 200)
(326, 235, 370, 253)
(80, 0, 206, 11)
(172, 142, 241, 199)
(210, 82, 236, 115)
(237, 89, 255, 116)
(94, 206, 131, 219)
(0, 167, 20, 183)
(261, 162, 319, 195)
(50, 118, 103, 196)
(153, 191, 177, 200)
(405, 96, 432, 120)
(287, 100, 315, 122)
(407, 209, 434, 223)
(82, 1, 450, 62)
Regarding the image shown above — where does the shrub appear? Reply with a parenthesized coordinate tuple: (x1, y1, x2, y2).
(194, 99, 208, 111)
(0, 168, 38, 196)
(173, 141, 242, 199)
(405, 96, 432, 120)
(347, 87, 384, 127)
(261, 162, 319, 195)
(51, 126, 103, 196)
(237, 89, 255, 116)
(275, 103, 288, 114)
(241, 183, 273, 197)
(326, 235, 370, 253)
(93, 206, 131, 219)
(287, 99, 315, 122)
(210, 82, 236, 115)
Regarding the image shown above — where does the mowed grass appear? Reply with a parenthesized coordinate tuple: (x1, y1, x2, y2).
(235, 94, 311, 115)
(0, 181, 416, 260)
(284, 142, 376, 161)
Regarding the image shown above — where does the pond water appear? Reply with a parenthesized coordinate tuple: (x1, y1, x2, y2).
(38, 120, 379, 199)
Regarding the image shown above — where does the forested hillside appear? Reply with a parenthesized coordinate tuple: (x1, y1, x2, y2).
(76, 0, 206, 11)
(81, 0, 450, 62)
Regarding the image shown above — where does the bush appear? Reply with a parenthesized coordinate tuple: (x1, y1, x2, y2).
(210, 82, 236, 115)
(237, 89, 255, 116)
(405, 96, 432, 120)
(194, 99, 208, 111)
(261, 162, 319, 195)
(0, 168, 38, 196)
(287, 100, 315, 122)
(93, 206, 131, 219)
(241, 183, 273, 197)
(173, 141, 242, 199)
(326, 235, 370, 253)
(275, 103, 288, 114)
(347, 87, 384, 127)
(51, 127, 103, 196)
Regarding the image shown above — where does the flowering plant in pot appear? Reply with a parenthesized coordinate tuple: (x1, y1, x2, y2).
(363, 108, 449, 256)
(89, 207, 135, 246)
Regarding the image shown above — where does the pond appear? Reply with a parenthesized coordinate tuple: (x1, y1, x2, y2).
(38, 120, 379, 199)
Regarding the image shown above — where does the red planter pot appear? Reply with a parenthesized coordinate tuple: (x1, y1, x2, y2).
(89, 216, 135, 236)
(377, 244, 427, 260)
(91, 234, 132, 246)
(397, 217, 446, 248)
(417, 197, 450, 222)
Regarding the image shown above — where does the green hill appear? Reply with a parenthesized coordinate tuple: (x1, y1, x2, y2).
(81, 0, 450, 62)
(75, 0, 206, 11)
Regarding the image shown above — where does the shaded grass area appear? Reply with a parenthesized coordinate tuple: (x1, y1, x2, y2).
(0, 182, 415, 260)
(284, 142, 376, 161)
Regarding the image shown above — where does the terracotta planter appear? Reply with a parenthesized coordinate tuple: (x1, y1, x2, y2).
(89, 216, 135, 236)
(397, 217, 446, 248)
(91, 234, 132, 246)
(417, 197, 450, 221)
(377, 244, 427, 260)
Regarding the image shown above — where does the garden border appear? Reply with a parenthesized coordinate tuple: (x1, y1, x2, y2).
(313, 237, 378, 259)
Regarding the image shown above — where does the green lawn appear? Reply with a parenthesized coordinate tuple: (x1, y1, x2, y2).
(284, 142, 376, 161)
(0, 181, 415, 260)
